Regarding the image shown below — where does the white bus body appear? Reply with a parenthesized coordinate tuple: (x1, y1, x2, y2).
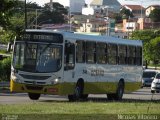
(10, 29, 143, 101)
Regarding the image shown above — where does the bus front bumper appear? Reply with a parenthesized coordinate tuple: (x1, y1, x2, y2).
(10, 80, 60, 95)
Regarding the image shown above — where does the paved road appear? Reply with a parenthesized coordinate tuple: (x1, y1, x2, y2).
(0, 88, 160, 104)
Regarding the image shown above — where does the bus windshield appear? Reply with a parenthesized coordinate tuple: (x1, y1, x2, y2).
(13, 42, 62, 73)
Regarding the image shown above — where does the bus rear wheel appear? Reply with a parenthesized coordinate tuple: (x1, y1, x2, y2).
(114, 81, 124, 100)
(107, 81, 124, 101)
(28, 93, 41, 100)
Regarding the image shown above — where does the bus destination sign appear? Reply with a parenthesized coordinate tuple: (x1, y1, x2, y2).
(21, 32, 63, 43)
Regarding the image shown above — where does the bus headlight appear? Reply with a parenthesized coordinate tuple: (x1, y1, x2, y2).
(11, 72, 20, 83)
(51, 78, 59, 84)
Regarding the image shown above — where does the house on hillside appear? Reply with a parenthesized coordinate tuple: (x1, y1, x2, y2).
(145, 5, 160, 17)
(90, 0, 121, 17)
(121, 5, 145, 18)
(123, 18, 139, 33)
(79, 18, 115, 35)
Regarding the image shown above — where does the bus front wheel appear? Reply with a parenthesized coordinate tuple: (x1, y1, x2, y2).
(68, 84, 83, 101)
(28, 93, 41, 100)
(107, 94, 114, 100)
(68, 80, 85, 101)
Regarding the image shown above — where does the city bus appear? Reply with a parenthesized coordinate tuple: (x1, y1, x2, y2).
(10, 29, 143, 101)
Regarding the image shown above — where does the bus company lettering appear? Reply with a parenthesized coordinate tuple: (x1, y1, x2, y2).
(82, 69, 104, 76)
(91, 69, 104, 76)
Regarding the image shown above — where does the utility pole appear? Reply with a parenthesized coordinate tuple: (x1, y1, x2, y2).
(140, 0, 143, 18)
(69, 0, 71, 31)
(25, 0, 27, 29)
(35, 9, 38, 29)
(50, 0, 53, 11)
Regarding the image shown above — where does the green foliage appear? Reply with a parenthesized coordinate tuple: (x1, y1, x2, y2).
(113, 13, 122, 23)
(0, 1, 42, 44)
(0, 30, 13, 44)
(131, 30, 156, 42)
(132, 29, 160, 66)
(0, 0, 17, 29)
(120, 8, 134, 19)
(0, 102, 160, 115)
(132, 30, 155, 61)
(0, 1, 67, 43)
(150, 37, 160, 63)
(27, 2, 41, 9)
(36, 2, 68, 25)
(0, 57, 11, 81)
(149, 8, 160, 22)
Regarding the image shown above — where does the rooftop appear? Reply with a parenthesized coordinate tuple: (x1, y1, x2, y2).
(123, 5, 145, 10)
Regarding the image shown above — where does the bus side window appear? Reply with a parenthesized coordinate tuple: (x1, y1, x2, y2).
(64, 41, 75, 70)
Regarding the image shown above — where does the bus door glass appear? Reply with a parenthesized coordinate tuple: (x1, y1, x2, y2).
(64, 40, 75, 81)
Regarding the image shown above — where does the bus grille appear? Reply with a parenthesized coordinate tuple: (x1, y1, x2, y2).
(26, 85, 43, 90)
(20, 74, 50, 80)
(24, 81, 46, 85)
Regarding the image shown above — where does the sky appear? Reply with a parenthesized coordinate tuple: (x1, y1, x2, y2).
(28, 0, 160, 8)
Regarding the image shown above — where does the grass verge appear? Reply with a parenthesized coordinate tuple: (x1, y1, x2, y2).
(0, 101, 160, 120)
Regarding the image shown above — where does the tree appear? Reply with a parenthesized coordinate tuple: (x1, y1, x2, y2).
(0, 0, 17, 29)
(150, 37, 160, 67)
(37, 2, 68, 26)
(149, 8, 160, 22)
(120, 8, 134, 19)
(131, 29, 160, 68)
(0, 1, 42, 43)
(113, 13, 122, 23)
(131, 30, 156, 42)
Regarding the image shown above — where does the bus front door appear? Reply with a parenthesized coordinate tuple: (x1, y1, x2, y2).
(63, 41, 75, 93)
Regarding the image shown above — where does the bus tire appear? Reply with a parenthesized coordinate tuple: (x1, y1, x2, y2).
(107, 94, 114, 100)
(81, 94, 88, 99)
(68, 84, 82, 102)
(114, 81, 124, 100)
(151, 90, 155, 93)
(28, 93, 40, 100)
(74, 81, 83, 99)
(68, 80, 84, 101)
(68, 95, 75, 102)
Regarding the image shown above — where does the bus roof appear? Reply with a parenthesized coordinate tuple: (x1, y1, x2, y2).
(25, 29, 142, 46)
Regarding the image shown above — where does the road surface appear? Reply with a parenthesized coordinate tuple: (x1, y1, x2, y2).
(0, 88, 160, 104)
